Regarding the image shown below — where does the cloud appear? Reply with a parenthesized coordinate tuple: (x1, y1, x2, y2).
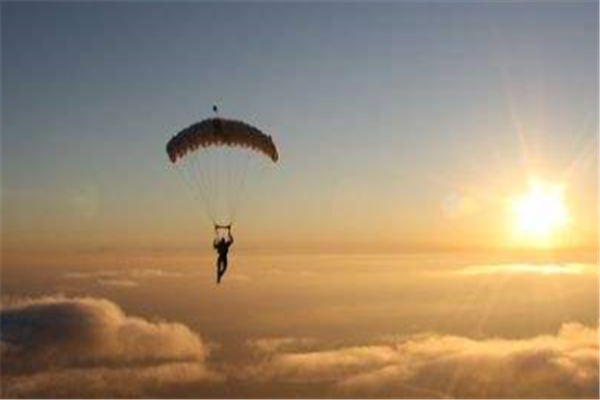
(0, 296, 221, 398)
(97, 278, 139, 288)
(246, 337, 318, 356)
(2, 296, 597, 398)
(243, 323, 599, 398)
(455, 263, 597, 276)
(64, 267, 184, 288)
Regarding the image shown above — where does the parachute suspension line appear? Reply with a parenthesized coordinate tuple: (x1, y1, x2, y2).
(211, 148, 221, 220)
(212, 103, 225, 225)
(226, 147, 237, 224)
(174, 163, 200, 204)
(173, 162, 214, 225)
(201, 151, 217, 219)
(223, 147, 233, 225)
(186, 157, 215, 224)
(173, 164, 196, 202)
(186, 141, 218, 225)
(190, 151, 216, 222)
(229, 149, 253, 224)
(215, 144, 226, 226)
(206, 152, 219, 221)
(202, 144, 217, 222)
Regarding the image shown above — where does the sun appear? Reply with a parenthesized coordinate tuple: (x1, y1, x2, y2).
(511, 179, 568, 244)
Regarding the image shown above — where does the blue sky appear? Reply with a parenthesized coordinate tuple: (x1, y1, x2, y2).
(2, 1, 598, 251)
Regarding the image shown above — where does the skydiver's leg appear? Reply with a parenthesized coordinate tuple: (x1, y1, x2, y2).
(221, 256, 228, 280)
(217, 256, 226, 284)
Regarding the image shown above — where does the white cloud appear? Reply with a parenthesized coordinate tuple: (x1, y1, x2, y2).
(1, 296, 221, 397)
(243, 323, 599, 398)
(63, 267, 184, 288)
(456, 263, 598, 276)
(2, 296, 597, 398)
(246, 337, 318, 355)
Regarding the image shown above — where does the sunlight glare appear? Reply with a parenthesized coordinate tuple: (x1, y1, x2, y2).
(511, 179, 568, 243)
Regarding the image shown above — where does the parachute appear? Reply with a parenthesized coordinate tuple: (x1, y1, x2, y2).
(167, 114, 278, 228)
(167, 118, 278, 164)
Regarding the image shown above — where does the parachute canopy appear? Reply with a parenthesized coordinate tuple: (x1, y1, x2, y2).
(167, 116, 278, 227)
(167, 118, 279, 164)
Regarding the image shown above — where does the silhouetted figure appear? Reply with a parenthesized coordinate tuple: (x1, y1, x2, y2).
(213, 225, 234, 284)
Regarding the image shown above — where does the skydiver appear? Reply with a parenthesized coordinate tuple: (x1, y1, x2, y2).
(213, 225, 234, 284)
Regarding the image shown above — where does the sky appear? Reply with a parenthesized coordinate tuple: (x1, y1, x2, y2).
(2, 1, 598, 259)
(1, 2, 599, 399)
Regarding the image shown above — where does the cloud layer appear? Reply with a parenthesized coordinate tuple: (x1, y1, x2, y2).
(243, 324, 599, 398)
(1, 295, 597, 398)
(64, 267, 185, 288)
(1, 296, 220, 398)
